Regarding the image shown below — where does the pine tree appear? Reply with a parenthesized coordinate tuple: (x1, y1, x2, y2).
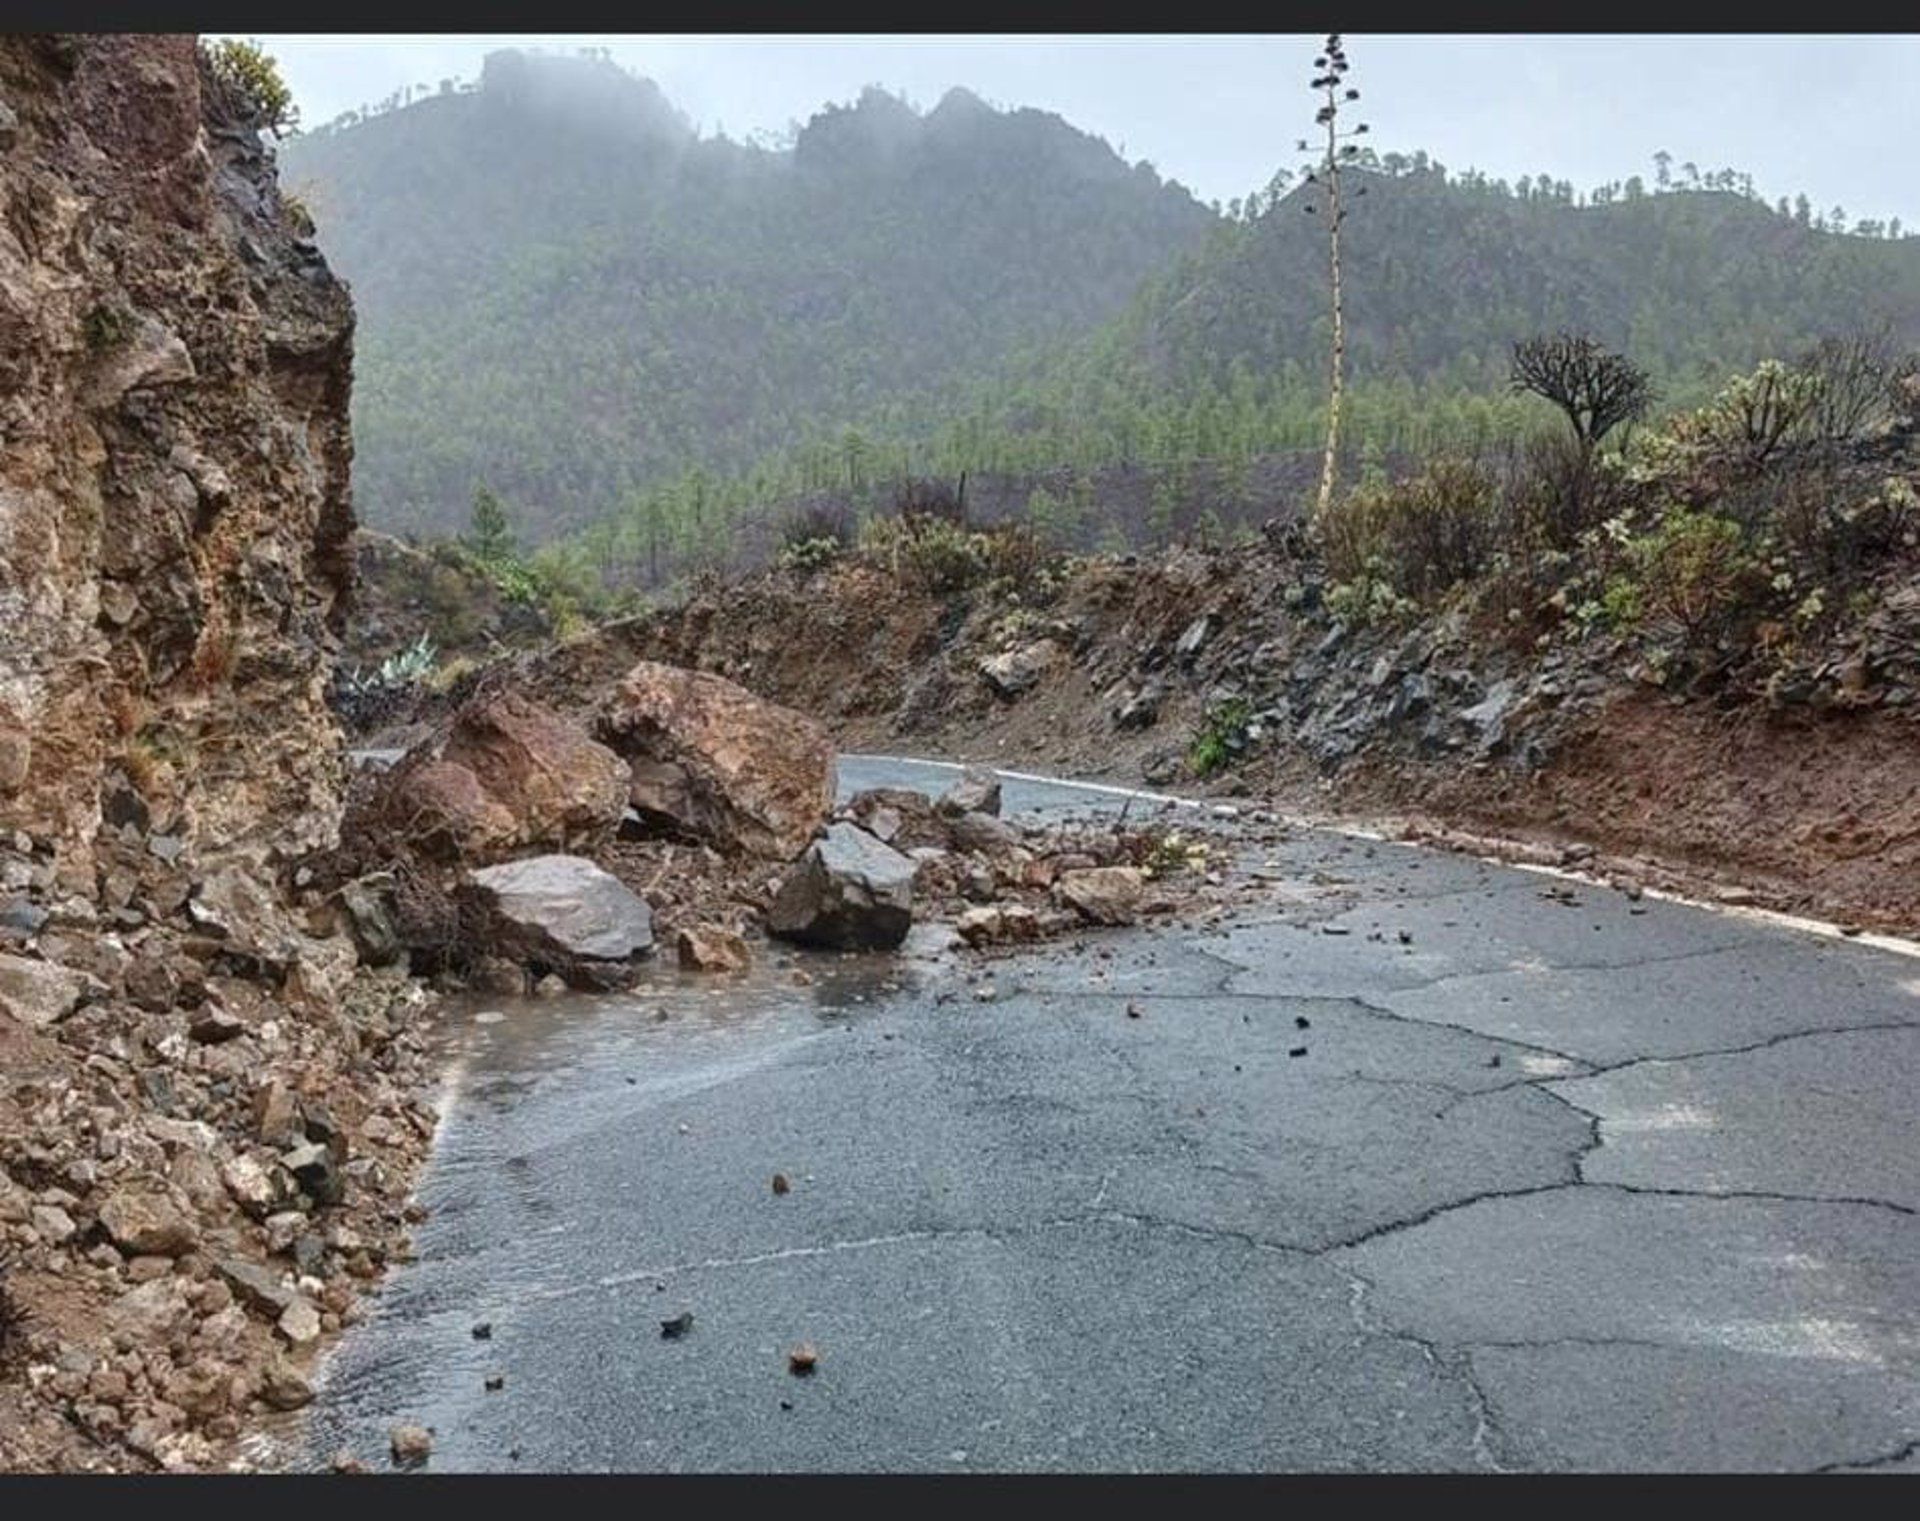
(465, 482, 517, 563)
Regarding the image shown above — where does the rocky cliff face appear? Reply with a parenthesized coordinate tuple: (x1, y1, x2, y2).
(0, 35, 354, 886)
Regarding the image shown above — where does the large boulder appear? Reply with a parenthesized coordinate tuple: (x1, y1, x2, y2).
(440, 690, 629, 848)
(597, 662, 835, 861)
(372, 759, 518, 864)
(768, 824, 915, 951)
(370, 692, 627, 865)
(464, 855, 654, 983)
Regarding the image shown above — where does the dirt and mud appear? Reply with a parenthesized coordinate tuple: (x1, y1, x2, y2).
(351, 527, 1920, 940)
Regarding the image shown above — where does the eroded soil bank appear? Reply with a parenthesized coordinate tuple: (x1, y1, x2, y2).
(357, 536, 1920, 939)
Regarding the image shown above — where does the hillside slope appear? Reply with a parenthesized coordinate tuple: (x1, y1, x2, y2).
(280, 51, 1214, 539)
(1115, 167, 1920, 393)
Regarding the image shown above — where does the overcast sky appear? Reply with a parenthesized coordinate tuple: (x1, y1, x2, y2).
(239, 34, 1920, 227)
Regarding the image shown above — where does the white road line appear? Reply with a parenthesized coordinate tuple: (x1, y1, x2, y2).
(842, 752, 1920, 961)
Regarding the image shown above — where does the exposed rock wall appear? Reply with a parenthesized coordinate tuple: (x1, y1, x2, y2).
(0, 35, 354, 884)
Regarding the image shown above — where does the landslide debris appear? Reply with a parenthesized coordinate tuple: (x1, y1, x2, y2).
(0, 36, 435, 1473)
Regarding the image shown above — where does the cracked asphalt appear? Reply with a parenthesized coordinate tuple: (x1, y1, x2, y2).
(291, 758, 1920, 1473)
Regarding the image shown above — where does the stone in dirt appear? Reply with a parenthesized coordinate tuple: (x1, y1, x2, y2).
(96, 1186, 197, 1258)
(109, 1278, 192, 1340)
(1055, 867, 1147, 927)
(1112, 684, 1164, 731)
(276, 1297, 322, 1345)
(32, 1203, 77, 1244)
(260, 1359, 314, 1411)
(1174, 614, 1215, 665)
(936, 767, 1002, 818)
(467, 854, 655, 972)
(337, 874, 404, 968)
(253, 1082, 303, 1148)
(222, 1153, 292, 1219)
(675, 924, 751, 972)
(768, 823, 915, 951)
(844, 787, 947, 850)
(216, 1257, 297, 1319)
(187, 866, 309, 974)
(282, 1141, 345, 1207)
(188, 1006, 246, 1044)
(0, 952, 92, 1028)
(979, 640, 1061, 699)
(946, 811, 1024, 858)
(597, 661, 837, 861)
(954, 904, 1045, 947)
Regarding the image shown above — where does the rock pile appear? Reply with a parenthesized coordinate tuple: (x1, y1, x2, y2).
(0, 36, 438, 1473)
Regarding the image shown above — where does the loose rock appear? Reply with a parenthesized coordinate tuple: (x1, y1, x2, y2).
(1055, 867, 1146, 927)
(768, 824, 915, 951)
(465, 854, 654, 972)
(936, 767, 1002, 818)
(675, 924, 751, 973)
(389, 1424, 433, 1467)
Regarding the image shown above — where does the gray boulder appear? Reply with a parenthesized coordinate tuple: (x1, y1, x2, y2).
(768, 824, 915, 951)
(465, 854, 654, 974)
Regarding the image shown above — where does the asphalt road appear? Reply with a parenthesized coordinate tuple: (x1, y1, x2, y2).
(289, 757, 1920, 1473)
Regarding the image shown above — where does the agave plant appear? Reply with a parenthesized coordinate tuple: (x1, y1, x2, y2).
(377, 633, 439, 688)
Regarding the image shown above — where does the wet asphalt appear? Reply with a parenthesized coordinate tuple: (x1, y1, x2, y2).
(288, 757, 1920, 1473)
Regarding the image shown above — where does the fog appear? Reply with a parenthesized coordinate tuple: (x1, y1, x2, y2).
(236, 33, 1920, 226)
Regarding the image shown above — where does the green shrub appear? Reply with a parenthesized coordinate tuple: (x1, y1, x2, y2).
(1318, 457, 1504, 603)
(1325, 562, 1419, 628)
(1188, 697, 1253, 778)
(1611, 510, 1764, 644)
(860, 512, 991, 593)
(204, 38, 298, 137)
(778, 536, 844, 573)
(778, 500, 854, 559)
(1631, 360, 1823, 494)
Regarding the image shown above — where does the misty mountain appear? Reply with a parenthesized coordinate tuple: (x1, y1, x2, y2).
(1109, 163, 1920, 396)
(280, 50, 1214, 538)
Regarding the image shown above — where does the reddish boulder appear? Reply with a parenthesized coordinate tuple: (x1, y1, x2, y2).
(598, 662, 836, 861)
(369, 692, 627, 864)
